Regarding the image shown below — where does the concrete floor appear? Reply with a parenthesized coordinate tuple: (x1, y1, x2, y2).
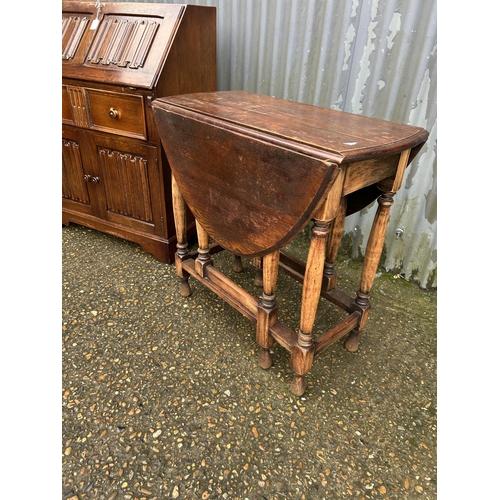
(62, 224, 436, 499)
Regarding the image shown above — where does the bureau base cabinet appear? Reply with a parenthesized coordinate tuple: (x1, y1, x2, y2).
(62, 1, 216, 262)
(62, 128, 169, 260)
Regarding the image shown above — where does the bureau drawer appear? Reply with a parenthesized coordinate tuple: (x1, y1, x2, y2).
(87, 89, 147, 140)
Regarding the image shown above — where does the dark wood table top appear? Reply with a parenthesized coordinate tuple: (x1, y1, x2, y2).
(152, 91, 428, 256)
(153, 91, 428, 163)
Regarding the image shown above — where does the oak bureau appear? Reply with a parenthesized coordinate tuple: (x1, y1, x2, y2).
(62, 1, 216, 262)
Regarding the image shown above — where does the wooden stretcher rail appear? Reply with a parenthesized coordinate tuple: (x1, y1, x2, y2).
(314, 312, 361, 355)
(279, 250, 355, 312)
(182, 259, 259, 323)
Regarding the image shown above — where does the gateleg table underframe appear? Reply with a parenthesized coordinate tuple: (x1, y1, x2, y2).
(151, 91, 429, 396)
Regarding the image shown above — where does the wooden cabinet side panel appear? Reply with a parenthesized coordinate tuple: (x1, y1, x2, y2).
(156, 5, 217, 97)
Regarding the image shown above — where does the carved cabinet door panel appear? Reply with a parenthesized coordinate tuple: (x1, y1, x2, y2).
(86, 133, 165, 236)
(62, 127, 94, 216)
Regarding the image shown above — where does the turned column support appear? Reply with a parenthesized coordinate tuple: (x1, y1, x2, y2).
(172, 174, 192, 297)
(256, 250, 280, 369)
(323, 195, 348, 291)
(346, 149, 411, 352)
(314, 165, 346, 293)
(289, 167, 345, 396)
(356, 191, 394, 302)
(195, 220, 213, 277)
(253, 257, 264, 287)
(299, 219, 331, 343)
(346, 190, 394, 352)
(290, 218, 331, 396)
(233, 255, 243, 273)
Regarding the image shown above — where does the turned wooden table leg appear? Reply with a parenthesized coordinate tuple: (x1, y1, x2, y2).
(195, 220, 213, 277)
(323, 196, 348, 291)
(256, 250, 279, 369)
(172, 174, 191, 297)
(233, 255, 243, 273)
(290, 219, 331, 396)
(345, 149, 411, 352)
(253, 257, 263, 287)
(345, 191, 394, 352)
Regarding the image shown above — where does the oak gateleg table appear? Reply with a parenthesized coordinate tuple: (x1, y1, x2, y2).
(152, 91, 428, 396)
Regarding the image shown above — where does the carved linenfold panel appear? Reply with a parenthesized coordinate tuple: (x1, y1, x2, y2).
(62, 14, 89, 60)
(66, 86, 91, 128)
(62, 139, 90, 204)
(86, 16, 159, 70)
(99, 148, 153, 222)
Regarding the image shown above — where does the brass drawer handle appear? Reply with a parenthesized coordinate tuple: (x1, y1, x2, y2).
(109, 108, 120, 119)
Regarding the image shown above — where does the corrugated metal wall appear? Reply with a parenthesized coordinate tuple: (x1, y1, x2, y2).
(115, 0, 437, 288)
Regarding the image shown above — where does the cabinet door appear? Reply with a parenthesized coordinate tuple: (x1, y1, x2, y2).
(62, 127, 93, 215)
(86, 133, 165, 236)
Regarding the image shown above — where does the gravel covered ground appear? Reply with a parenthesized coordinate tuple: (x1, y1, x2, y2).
(62, 224, 437, 500)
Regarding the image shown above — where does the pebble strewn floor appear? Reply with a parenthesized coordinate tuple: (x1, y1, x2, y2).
(62, 225, 437, 500)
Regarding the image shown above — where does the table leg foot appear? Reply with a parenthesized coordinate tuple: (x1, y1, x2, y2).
(258, 347, 273, 369)
(290, 374, 306, 397)
(233, 255, 243, 273)
(179, 277, 192, 298)
(344, 329, 360, 352)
